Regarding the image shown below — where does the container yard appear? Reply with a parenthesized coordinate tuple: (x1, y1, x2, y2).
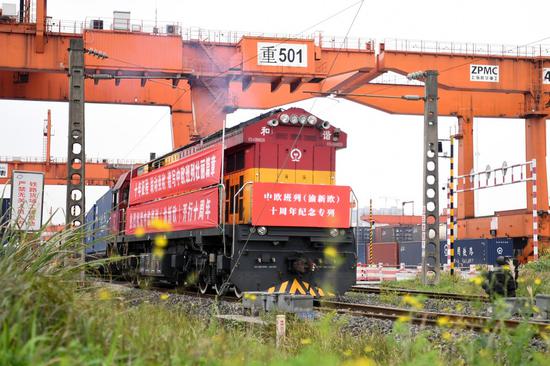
(1, 0, 550, 365)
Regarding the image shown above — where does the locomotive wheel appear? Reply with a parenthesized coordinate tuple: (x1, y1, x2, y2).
(232, 286, 243, 299)
(198, 281, 209, 294)
(134, 275, 152, 289)
(212, 283, 226, 296)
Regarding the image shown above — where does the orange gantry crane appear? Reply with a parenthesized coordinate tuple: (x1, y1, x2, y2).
(0, 0, 549, 259)
(0, 109, 136, 186)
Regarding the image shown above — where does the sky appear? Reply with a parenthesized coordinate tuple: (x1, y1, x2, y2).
(0, 0, 548, 224)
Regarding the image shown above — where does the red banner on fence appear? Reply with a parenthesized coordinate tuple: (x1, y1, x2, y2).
(251, 183, 351, 228)
(129, 144, 222, 205)
(125, 187, 219, 235)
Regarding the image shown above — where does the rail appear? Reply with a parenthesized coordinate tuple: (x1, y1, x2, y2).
(350, 285, 489, 302)
(315, 299, 549, 332)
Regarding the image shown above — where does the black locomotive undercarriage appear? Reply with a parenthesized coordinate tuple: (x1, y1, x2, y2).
(109, 225, 357, 296)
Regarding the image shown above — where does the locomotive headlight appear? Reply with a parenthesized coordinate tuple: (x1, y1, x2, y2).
(298, 115, 307, 125)
(279, 113, 290, 124)
(307, 115, 317, 125)
(329, 228, 339, 237)
(257, 226, 268, 236)
(289, 114, 299, 124)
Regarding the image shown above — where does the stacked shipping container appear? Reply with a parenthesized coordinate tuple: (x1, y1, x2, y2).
(358, 224, 515, 268)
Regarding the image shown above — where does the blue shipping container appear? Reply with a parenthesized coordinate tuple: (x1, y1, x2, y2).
(0, 198, 10, 226)
(398, 241, 422, 267)
(453, 239, 488, 268)
(399, 238, 512, 268)
(93, 190, 113, 254)
(355, 226, 374, 244)
(488, 238, 514, 265)
(84, 204, 96, 254)
(357, 243, 366, 264)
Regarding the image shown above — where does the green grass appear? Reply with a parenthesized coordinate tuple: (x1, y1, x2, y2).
(381, 272, 486, 295)
(381, 255, 550, 298)
(1, 225, 550, 365)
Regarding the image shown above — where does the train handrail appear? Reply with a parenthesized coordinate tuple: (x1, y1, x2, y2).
(350, 188, 359, 229)
(231, 181, 254, 258)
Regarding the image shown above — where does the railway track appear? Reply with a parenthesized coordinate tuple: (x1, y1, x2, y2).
(96, 279, 548, 332)
(350, 285, 490, 302)
(315, 299, 550, 333)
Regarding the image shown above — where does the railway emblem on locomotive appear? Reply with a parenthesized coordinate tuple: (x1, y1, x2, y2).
(289, 148, 302, 162)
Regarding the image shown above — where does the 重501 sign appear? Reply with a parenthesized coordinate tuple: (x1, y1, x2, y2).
(252, 182, 351, 228)
(257, 42, 308, 67)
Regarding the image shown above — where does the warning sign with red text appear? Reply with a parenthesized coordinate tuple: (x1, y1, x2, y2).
(125, 187, 219, 235)
(10, 171, 44, 231)
(129, 144, 222, 205)
(252, 183, 351, 228)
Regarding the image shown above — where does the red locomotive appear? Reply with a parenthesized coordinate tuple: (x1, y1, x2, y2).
(87, 107, 357, 296)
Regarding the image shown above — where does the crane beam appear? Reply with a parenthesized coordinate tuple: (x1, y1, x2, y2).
(0, 160, 132, 186)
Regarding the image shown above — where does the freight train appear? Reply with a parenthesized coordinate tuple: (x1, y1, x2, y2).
(85, 108, 356, 296)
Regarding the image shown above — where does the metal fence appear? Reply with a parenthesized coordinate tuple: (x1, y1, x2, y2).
(0, 155, 143, 165)
(383, 38, 550, 57)
(30, 17, 550, 56)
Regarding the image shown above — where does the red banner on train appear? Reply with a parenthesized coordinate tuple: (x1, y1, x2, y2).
(125, 187, 219, 235)
(251, 183, 351, 228)
(129, 144, 222, 205)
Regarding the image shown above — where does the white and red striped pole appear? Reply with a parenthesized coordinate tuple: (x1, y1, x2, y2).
(531, 159, 539, 260)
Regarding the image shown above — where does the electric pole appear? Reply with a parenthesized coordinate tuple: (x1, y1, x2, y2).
(408, 70, 441, 285)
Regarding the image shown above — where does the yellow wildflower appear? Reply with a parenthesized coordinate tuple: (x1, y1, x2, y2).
(153, 247, 165, 258)
(436, 316, 450, 327)
(469, 276, 483, 285)
(402, 294, 423, 309)
(154, 235, 168, 248)
(324, 246, 338, 259)
(442, 332, 452, 341)
(397, 315, 411, 323)
(300, 338, 312, 345)
(97, 288, 112, 301)
(160, 293, 169, 301)
(341, 357, 376, 366)
(135, 226, 146, 238)
(244, 293, 257, 301)
(534, 278, 542, 285)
